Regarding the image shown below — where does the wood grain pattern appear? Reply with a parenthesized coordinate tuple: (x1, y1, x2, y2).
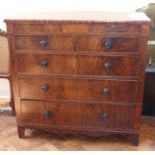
(5, 12, 150, 145)
(14, 35, 74, 51)
(18, 77, 137, 102)
(75, 55, 139, 76)
(76, 36, 139, 52)
(13, 23, 140, 35)
(21, 100, 135, 129)
(16, 54, 74, 75)
(16, 53, 138, 77)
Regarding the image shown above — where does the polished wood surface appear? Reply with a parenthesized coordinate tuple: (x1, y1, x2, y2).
(15, 35, 74, 51)
(13, 23, 140, 35)
(21, 100, 135, 129)
(16, 54, 138, 77)
(5, 12, 150, 145)
(18, 77, 137, 102)
(76, 36, 139, 52)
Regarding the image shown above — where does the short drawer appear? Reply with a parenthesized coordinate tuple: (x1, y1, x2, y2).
(21, 100, 135, 129)
(19, 77, 137, 102)
(76, 36, 139, 52)
(16, 54, 74, 74)
(76, 55, 138, 76)
(14, 35, 74, 51)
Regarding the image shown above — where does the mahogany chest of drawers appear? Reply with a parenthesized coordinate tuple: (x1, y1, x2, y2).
(5, 12, 150, 145)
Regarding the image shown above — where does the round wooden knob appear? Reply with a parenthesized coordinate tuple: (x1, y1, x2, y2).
(40, 59, 49, 67)
(43, 110, 52, 117)
(42, 84, 49, 92)
(40, 37, 48, 47)
(104, 40, 112, 49)
(102, 113, 109, 120)
(103, 88, 110, 96)
(104, 62, 111, 70)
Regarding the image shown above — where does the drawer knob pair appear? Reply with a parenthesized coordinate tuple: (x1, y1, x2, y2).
(40, 37, 48, 47)
(104, 40, 112, 49)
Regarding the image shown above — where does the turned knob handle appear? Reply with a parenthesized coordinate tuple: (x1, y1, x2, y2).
(103, 88, 110, 96)
(102, 113, 109, 120)
(43, 110, 52, 117)
(104, 40, 112, 49)
(40, 37, 48, 47)
(40, 59, 49, 67)
(42, 84, 49, 92)
(104, 62, 111, 70)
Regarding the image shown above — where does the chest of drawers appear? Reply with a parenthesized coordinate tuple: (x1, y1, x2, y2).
(5, 12, 150, 145)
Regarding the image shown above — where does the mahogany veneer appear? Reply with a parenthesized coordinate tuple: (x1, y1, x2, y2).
(4, 12, 150, 145)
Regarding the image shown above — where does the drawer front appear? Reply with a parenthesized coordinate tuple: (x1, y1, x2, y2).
(16, 54, 138, 77)
(19, 77, 137, 102)
(73, 79, 137, 102)
(16, 54, 74, 74)
(14, 24, 62, 33)
(14, 35, 74, 51)
(13, 23, 139, 34)
(21, 100, 135, 129)
(19, 77, 72, 100)
(76, 36, 139, 52)
(76, 55, 138, 76)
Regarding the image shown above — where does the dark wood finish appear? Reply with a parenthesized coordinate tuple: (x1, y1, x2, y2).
(16, 53, 139, 77)
(19, 77, 72, 100)
(21, 100, 135, 129)
(14, 35, 74, 51)
(14, 23, 62, 34)
(75, 55, 139, 76)
(17, 126, 25, 138)
(18, 77, 137, 102)
(76, 36, 139, 52)
(16, 54, 74, 74)
(73, 79, 137, 102)
(13, 23, 140, 35)
(4, 12, 150, 145)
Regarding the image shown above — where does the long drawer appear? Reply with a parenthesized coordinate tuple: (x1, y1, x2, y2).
(13, 23, 139, 34)
(18, 77, 137, 102)
(16, 54, 138, 77)
(21, 100, 135, 129)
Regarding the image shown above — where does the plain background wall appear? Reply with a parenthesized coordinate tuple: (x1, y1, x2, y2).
(0, 0, 154, 99)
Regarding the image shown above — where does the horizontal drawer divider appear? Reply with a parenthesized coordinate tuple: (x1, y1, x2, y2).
(15, 50, 141, 56)
(17, 73, 138, 81)
(20, 98, 139, 105)
(12, 33, 141, 36)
